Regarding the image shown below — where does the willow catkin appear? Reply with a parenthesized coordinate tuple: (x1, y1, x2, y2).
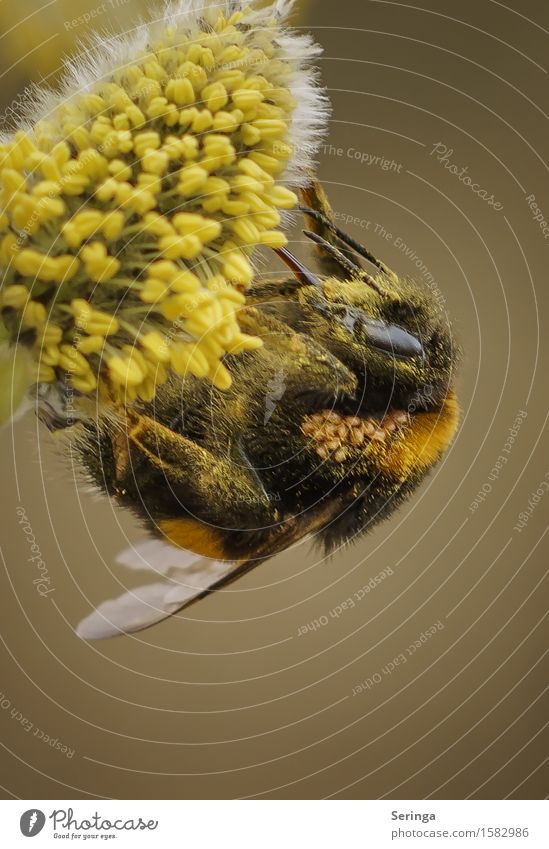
(0, 0, 328, 411)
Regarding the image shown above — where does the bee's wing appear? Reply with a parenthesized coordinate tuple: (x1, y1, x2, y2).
(76, 540, 237, 640)
(76, 500, 342, 639)
(114, 538, 201, 575)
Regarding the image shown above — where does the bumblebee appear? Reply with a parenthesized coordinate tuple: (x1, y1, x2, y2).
(43, 180, 459, 637)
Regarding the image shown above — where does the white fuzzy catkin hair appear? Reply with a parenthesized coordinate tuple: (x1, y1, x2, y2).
(11, 0, 329, 186)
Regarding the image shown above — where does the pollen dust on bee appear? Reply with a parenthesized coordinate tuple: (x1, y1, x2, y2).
(301, 409, 409, 463)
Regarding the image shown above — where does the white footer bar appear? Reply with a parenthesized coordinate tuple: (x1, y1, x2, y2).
(2, 799, 547, 848)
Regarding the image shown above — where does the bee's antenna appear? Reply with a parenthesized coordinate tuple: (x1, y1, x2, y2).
(272, 246, 322, 288)
(300, 206, 397, 281)
(303, 230, 383, 294)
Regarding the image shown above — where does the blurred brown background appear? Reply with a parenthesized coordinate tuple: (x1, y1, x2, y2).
(0, 0, 547, 800)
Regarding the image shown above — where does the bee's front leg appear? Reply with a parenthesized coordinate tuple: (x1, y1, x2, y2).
(301, 179, 397, 282)
(123, 413, 275, 558)
(300, 180, 357, 276)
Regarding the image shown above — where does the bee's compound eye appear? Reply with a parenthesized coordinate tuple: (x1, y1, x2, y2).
(360, 317, 424, 359)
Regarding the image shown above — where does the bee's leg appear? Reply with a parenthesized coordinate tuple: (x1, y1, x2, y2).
(300, 179, 398, 282)
(300, 180, 359, 276)
(124, 413, 274, 557)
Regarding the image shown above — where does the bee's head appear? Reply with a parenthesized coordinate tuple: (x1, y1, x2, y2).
(273, 246, 458, 419)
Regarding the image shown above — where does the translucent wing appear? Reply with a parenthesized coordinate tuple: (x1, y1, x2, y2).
(76, 540, 237, 640)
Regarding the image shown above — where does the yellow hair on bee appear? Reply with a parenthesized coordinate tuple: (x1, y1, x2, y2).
(159, 518, 228, 560)
(373, 393, 460, 481)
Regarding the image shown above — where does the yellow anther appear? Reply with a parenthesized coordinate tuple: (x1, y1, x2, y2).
(218, 44, 245, 66)
(135, 77, 162, 103)
(60, 174, 90, 196)
(229, 218, 260, 244)
(85, 309, 120, 336)
(251, 118, 288, 140)
(70, 298, 92, 328)
(148, 260, 178, 281)
(162, 137, 184, 160)
(83, 93, 107, 114)
(108, 355, 145, 387)
(169, 270, 201, 293)
(209, 360, 232, 390)
(241, 123, 262, 146)
(76, 335, 105, 355)
(266, 185, 298, 209)
(78, 149, 109, 180)
(102, 211, 125, 241)
(146, 96, 168, 119)
(90, 119, 112, 145)
(63, 211, 104, 248)
(140, 212, 174, 237)
(36, 197, 66, 222)
(137, 172, 163, 194)
(58, 343, 92, 377)
(202, 134, 236, 169)
(13, 249, 49, 279)
(108, 159, 133, 181)
(172, 213, 221, 243)
(238, 157, 274, 185)
(52, 255, 80, 282)
(140, 277, 171, 303)
(191, 109, 213, 133)
(231, 88, 264, 111)
(140, 331, 171, 363)
(258, 230, 287, 248)
(71, 372, 98, 393)
(51, 142, 71, 167)
(144, 59, 168, 83)
(13, 131, 36, 159)
(0, 234, 19, 265)
(80, 242, 120, 282)
(212, 110, 241, 134)
(225, 332, 263, 354)
(31, 180, 62, 198)
(178, 107, 199, 129)
(180, 135, 199, 160)
(125, 104, 146, 128)
(105, 82, 133, 112)
(113, 113, 130, 131)
(22, 300, 47, 329)
(248, 151, 283, 174)
(141, 149, 169, 175)
(11, 196, 40, 233)
(2, 169, 27, 198)
(158, 233, 203, 260)
(177, 164, 208, 197)
(95, 178, 119, 202)
(230, 174, 263, 195)
(213, 69, 245, 91)
(166, 77, 195, 106)
(133, 131, 161, 157)
(223, 251, 253, 285)
(170, 342, 209, 378)
(0, 284, 29, 309)
(125, 188, 157, 215)
(201, 82, 228, 113)
(39, 345, 60, 367)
